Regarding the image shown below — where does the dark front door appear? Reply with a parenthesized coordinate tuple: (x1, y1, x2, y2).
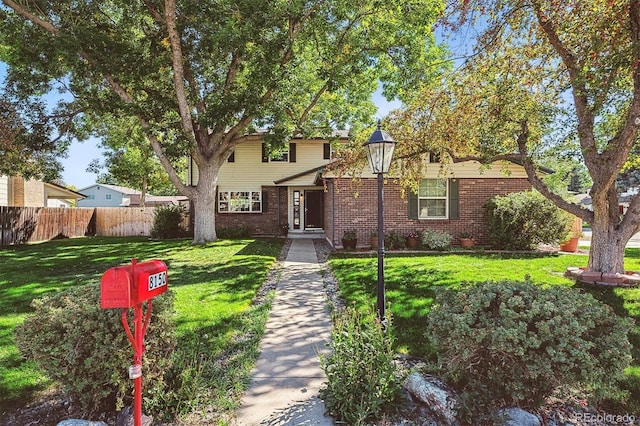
(304, 190, 324, 229)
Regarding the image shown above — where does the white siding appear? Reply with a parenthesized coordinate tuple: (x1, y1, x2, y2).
(191, 139, 334, 189)
(188, 137, 530, 189)
(326, 160, 529, 179)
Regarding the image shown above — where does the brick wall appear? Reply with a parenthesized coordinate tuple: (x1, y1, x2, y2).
(214, 186, 288, 235)
(328, 177, 532, 248)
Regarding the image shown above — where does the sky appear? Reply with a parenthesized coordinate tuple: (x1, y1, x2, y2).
(1, 57, 402, 189)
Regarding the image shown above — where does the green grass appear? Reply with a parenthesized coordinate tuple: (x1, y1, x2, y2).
(0, 236, 284, 421)
(329, 249, 640, 409)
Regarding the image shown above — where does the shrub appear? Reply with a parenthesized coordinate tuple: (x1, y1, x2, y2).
(426, 281, 633, 419)
(15, 284, 176, 418)
(420, 228, 452, 250)
(216, 225, 251, 239)
(384, 230, 406, 249)
(320, 306, 401, 425)
(484, 190, 571, 250)
(150, 204, 188, 239)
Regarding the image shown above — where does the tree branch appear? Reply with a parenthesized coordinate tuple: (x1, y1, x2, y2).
(164, 0, 196, 138)
(515, 120, 593, 222)
(532, 1, 598, 167)
(2, 0, 57, 34)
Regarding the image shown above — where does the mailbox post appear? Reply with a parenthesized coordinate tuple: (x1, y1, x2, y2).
(100, 258, 168, 426)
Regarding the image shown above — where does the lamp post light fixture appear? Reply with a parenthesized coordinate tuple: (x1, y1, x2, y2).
(363, 120, 396, 325)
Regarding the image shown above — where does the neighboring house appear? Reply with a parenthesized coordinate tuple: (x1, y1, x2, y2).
(0, 175, 85, 207)
(578, 189, 635, 216)
(187, 133, 534, 247)
(77, 183, 187, 207)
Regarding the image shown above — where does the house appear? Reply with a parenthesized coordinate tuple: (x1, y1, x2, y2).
(187, 133, 533, 247)
(76, 183, 188, 207)
(0, 175, 86, 207)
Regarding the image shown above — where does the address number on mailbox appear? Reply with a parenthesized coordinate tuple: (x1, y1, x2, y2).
(148, 271, 167, 291)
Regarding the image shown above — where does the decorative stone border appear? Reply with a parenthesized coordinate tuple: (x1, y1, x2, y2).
(565, 267, 640, 287)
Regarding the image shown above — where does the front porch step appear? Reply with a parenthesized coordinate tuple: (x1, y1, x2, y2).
(288, 232, 326, 239)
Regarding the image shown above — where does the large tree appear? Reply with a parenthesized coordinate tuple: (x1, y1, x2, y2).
(1, 0, 445, 243)
(389, 0, 640, 274)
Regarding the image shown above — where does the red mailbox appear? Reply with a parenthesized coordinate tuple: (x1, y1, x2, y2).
(100, 258, 168, 426)
(100, 259, 167, 308)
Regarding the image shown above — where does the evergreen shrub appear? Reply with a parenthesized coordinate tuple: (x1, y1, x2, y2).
(426, 281, 633, 419)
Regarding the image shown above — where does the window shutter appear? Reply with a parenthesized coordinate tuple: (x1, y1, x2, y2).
(227, 151, 235, 162)
(289, 143, 296, 162)
(323, 143, 331, 160)
(262, 143, 269, 162)
(449, 179, 460, 220)
(262, 190, 268, 212)
(408, 190, 418, 220)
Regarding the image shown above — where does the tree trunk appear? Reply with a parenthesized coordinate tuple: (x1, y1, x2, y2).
(587, 225, 626, 273)
(191, 161, 219, 244)
(587, 185, 628, 274)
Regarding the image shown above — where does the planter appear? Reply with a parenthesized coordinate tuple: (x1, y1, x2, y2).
(342, 238, 357, 250)
(370, 236, 378, 250)
(459, 238, 475, 249)
(406, 236, 420, 249)
(559, 237, 579, 252)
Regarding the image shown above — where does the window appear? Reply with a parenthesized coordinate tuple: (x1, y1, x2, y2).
(218, 191, 262, 213)
(106, 194, 112, 200)
(86, 194, 95, 200)
(270, 150, 289, 162)
(262, 143, 296, 163)
(428, 152, 441, 163)
(418, 179, 447, 218)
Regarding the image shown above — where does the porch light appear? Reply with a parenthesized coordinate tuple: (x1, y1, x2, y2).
(363, 120, 396, 326)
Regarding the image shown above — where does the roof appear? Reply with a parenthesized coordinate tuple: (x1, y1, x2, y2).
(44, 182, 86, 200)
(79, 183, 142, 195)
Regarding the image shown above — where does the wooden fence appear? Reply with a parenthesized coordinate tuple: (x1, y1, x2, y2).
(0, 206, 190, 246)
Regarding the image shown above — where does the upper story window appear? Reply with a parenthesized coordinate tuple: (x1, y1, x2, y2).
(270, 149, 289, 162)
(105, 194, 112, 200)
(262, 143, 296, 163)
(418, 179, 447, 219)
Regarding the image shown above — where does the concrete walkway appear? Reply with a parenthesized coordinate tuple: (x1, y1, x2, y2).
(235, 239, 334, 426)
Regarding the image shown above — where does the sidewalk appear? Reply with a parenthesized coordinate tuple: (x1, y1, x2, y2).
(235, 238, 334, 426)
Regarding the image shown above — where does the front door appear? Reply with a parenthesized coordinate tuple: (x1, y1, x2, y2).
(304, 190, 324, 229)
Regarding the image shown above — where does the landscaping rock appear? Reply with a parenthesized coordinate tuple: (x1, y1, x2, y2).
(497, 407, 541, 426)
(404, 372, 459, 426)
(57, 420, 108, 426)
(116, 407, 153, 426)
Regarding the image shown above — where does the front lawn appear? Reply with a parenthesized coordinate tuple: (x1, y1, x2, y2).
(0, 236, 284, 422)
(330, 250, 640, 356)
(329, 250, 640, 412)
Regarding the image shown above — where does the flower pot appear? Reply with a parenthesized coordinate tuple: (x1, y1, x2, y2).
(406, 236, 420, 249)
(460, 238, 475, 249)
(370, 236, 378, 250)
(559, 237, 579, 252)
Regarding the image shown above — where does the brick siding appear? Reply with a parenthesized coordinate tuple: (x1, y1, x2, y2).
(214, 186, 288, 235)
(326, 177, 532, 248)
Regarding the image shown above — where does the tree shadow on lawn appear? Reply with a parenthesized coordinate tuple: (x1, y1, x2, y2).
(336, 264, 459, 357)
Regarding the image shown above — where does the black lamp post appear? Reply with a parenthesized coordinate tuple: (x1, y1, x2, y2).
(363, 120, 396, 325)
